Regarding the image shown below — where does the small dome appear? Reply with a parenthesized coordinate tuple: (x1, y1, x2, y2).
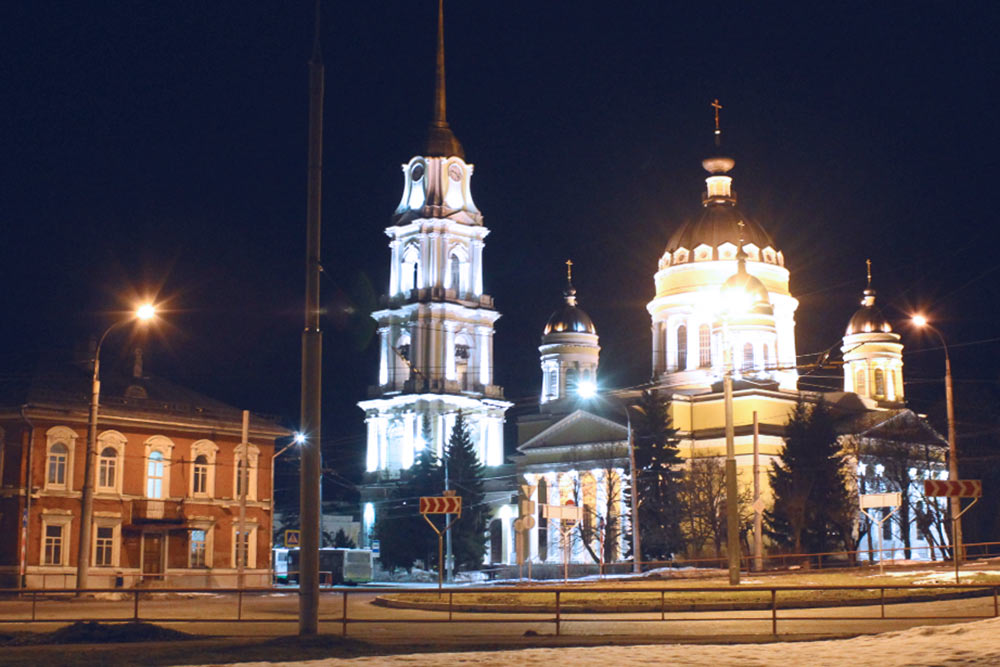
(721, 267, 772, 316)
(544, 304, 597, 335)
(846, 290, 892, 335)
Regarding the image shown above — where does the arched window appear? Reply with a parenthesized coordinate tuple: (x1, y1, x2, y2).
(48, 443, 68, 487)
(98, 447, 118, 490)
(192, 455, 209, 495)
(855, 368, 867, 396)
(565, 367, 579, 395)
(762, 343, 770, 370)
(743, 342, 754, 371)
(232, 444, 260, 501)
(146, 451, 165, 498)
(489, 519, 503, 563)
(698, 324, 711, 367)
(400, 244, 420, 293)
(537, 479, 548, 560)
(450, 252, 461, 292)
(874, 368, 885, 397)
(676, 325, 687, 371)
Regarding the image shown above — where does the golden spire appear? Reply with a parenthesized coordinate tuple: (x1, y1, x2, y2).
(424, 0, 464, 158)
(866, 258, 872, 289)
(566, 259, 574, 285)
(564, 259, 577, 304)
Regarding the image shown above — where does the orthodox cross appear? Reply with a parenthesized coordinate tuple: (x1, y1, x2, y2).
(866, 258, 872, 289)
(565, 259, 574, 285)
(711, 99, 723, 133)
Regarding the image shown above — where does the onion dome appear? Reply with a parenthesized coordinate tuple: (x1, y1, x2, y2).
(543, 260, 597, 335)
(845, 264, 892, 335)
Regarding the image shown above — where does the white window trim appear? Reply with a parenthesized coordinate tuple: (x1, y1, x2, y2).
(40, 511, 73, 566)
(232, 443, 260, 502)
(144, 436, 175, 499)
(92, 515, 122, 568)
(44, 426, 78, 491)
(232, 522, 258, 569)
(189, 439, 219, 498)
(187, 519, 215, 569)
(96, 430, 127, 495)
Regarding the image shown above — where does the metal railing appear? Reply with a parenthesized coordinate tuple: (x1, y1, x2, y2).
(1, 583, 997, 638)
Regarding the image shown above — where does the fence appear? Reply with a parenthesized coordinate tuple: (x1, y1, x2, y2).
(1, 583, 997, 637)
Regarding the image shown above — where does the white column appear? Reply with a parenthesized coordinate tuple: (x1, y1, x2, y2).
(445, 325, 456, 380)
(365, 417, 379, 472)
(402, 412, 416, 469)
(479, 327, 491, 386)
(418, 234, 429, 290)
(651, 321, 663, 375)
(378, 328, 390, 386)
(389, 239, 400, 296)
(472, 239, 484, 296)
(377, 417, 388, 473)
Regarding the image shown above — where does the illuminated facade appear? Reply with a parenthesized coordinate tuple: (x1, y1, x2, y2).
(842, 266, 905, 405)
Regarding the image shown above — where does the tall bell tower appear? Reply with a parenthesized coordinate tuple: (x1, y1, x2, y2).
(358, 0, 510, 483)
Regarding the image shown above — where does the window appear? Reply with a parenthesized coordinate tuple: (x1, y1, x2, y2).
(762, 344, 770, 370)
(146, 451, 165, 498)
(190, 529, 208, 568)
(232, 444, 260, 501)
(855, 368, 867, 396)
(449, 251, 463, 292)
(98, 447, 117, 490)
(400, 245, 420, 293)
(192, 455, 209, 495)
(232, 526, 257, 568)
(236, 460, 248, 497)
(565, 367, 578, 394)
(874, 368, 885, 397)
(95, 526, 114, 567)
(676, 325, 687, 371)
(44, 524, 64, 565)
(698, 325, 711, 367)
(537, 479, 548, 560)
(48, 443, 68, 486)
(743, 342, 754, 372)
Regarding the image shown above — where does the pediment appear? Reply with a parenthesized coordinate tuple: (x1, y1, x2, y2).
(518, 409, 627, 452)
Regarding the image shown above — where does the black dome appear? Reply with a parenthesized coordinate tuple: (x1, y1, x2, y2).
(667, 204, 774, 254)
(544, 304, 597, 335)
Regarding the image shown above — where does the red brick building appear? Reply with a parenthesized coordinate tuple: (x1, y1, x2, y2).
(0, 357, 289, 589)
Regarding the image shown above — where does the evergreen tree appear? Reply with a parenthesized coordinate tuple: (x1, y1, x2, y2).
(766, 395, 852, 556)
(445, 411, 487, 571)
(631, 390, 685, 560)
(373, 444, 443, 572)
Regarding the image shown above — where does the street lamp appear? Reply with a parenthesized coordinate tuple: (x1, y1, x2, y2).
(911, 314, 962, 562)
(76, 303, 157, 591)
(269, 433, 304, 582)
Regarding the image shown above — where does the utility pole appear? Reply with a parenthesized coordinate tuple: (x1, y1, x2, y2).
(237, 410, 249, 589)
(752, 411, 763, 572)
(723, 334, 740, 585)
(627, 410, 642, 573)
(299, 0, 324, 637)
(444, 432, 453, 583)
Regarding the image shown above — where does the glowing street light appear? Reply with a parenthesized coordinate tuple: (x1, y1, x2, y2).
(576, 379, 598, 399)
(269, 433, 305, 582)
(910, 314, 963, 562)
(76, 303, 158, 591)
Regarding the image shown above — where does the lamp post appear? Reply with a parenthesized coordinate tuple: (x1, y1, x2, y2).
(625, 406, 642, 573)
(911, 315, 962, 563)
(722, 327, 740, 585)
(76, 303, 156, 591)
(269, 433, 303, 583)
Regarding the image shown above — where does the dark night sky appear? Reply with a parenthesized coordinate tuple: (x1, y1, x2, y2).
(3, 2, 999, 479)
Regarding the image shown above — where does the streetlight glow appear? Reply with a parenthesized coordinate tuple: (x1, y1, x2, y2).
(577, 379, 597, 399)
(294, 432, 307, 444)
(911, 314, 928, 327)
(136, 303, 157, 321)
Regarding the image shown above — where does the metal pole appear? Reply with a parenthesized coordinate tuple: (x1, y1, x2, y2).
(238, 410, 249, 589)
(753, 411, 763, 572)
(943, 343, 962, 563)
(723, 330, 740, 585)
(444, 435, 453, 583)
(299, 0, 324, 636)
(627, 410, 641, 573)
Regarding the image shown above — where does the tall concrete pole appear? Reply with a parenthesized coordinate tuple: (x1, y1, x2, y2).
(627, 410, 641, 573)
(723, 331, 740, 585)
(299, 0, 324, 636)
(752, 411, 763, 572)
(943, 342, 962, 563)
(238, 410, 249, 589)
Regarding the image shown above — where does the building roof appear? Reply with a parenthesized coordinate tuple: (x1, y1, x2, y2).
(845, 290, 893, 335)
(667, 202, 774, 254)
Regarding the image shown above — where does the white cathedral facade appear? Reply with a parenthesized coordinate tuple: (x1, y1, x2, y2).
(358, 8, 947, 567)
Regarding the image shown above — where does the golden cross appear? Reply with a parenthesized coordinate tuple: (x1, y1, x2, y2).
(711, 99, 723, 132)
(866, 258, 872, 288)
(565, 259, 573, 284)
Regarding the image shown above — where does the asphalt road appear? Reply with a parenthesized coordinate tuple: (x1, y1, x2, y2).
(1, 589, 996, 646)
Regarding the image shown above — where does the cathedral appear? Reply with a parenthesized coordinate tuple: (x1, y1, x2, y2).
(359, 7, 948, 568)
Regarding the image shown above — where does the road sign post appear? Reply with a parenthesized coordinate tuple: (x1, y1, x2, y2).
(542, 501, 582, 582)
(420, 492, 462, 590)
(284, 529, 301, 548)
(859, 492, 902, 575)
(924, 479, 981, 582)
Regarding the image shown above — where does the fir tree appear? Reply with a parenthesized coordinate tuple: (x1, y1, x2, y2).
(373, 444, 443, 572)
(445, 411, 487, 571)
(766, 395, 852, 556)
(630, 390, 685, 560)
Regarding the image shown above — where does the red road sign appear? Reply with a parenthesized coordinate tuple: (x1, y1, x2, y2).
(420, 495, 462, 514)
(924, 479, 982, 498)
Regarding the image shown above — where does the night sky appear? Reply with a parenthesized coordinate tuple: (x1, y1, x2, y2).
(4, 3, 999, 487)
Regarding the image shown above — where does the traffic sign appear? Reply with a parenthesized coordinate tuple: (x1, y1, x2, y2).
(520, 484, 536, 498)
(924, 480, 982, 498)
(513, 517, 524, 531)
(860, 492, 903, 509)
(420, 495, 463, 514)
(542, 503, 582, 521)
(519, 499, 536, 517)
(521, 515, 536, 530)
(284, 529, 300, 547)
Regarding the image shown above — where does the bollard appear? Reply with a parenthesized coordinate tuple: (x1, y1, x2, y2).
(880, 588, 885, 619)
(342, 590, 348, 637)
(237, 589, 243, 621)
(770, 589, 777, 636)
(555, 590, 561, 636)
(449, 591, 454, 622)
(133, 589, 140, 620)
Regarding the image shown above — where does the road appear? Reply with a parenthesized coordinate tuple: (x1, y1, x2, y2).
(0, 588, 996, 646)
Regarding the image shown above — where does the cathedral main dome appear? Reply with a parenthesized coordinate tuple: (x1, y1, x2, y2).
(666, 205, 774, 259)
(544, 303, 597, 335)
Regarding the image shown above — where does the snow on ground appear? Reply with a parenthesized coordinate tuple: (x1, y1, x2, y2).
(213, 617, 1000, 666)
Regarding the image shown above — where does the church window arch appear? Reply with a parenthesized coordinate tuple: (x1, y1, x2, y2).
(762, 343, 770, 370)
(742, 342, 754, 371)
(453, 332, 472, 388)
(45, 426, 77, 490)
(190, 439, 218, 497)
(400, 244, 421, 293)
(447, 245, 468, 294)
(874, 368, 885, 397)
(565, 367, 579, 394)
(698, 324, 711, 367)
(676, 325, 687, 371)
(855, 368, 867, 396)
